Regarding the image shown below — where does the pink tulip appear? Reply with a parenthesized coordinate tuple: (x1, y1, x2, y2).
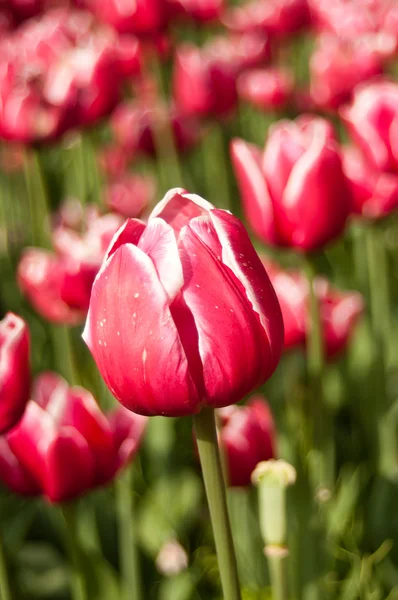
(83, 189, 284, 417)
(82, 0, 166, 35)
(341, 80, 398, 174)
(167, 0, 224, 23)
(105, 174, 156, 218)
(238, 67, 293, 111)
(231, 115, 350, 251)
(263, 258, 364, 358)
(18, 210, 124, 324)
(218, 396, 276, 487)
(0, 373, 147, 502)
(342, 145, 398, 219)
(0, 313, 30, 434)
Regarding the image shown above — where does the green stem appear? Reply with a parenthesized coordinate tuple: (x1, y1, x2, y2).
(266, 548, 289, 600)
(60, 504, 88, 600)
(24, 149, 51, 249)
(0, 532, 11, 600)
(365, 225, 397, 478)
(116, 466, 142, 600)
(50, 325, 76, 385)
(303, 257, 334, 494)
(193, 407, 242, 600)
(201, 125, 231, 211)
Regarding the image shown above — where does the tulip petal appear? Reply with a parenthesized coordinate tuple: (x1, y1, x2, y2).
(105, 218, 146, 260)
(0, 439, 39, 496)
(44, 427, 95, 502)
(230, 138, 280, 245)
(149, 188, 214, 236)
(108, 406, 147, 470)
(83, 243, 200, 416)
(33, 372, 67, 409)
(178, 215, 281, 407)
(138, 218, 184, 302)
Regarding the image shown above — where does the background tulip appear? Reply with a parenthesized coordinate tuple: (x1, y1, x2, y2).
(218, 396, 276, 487)
(0, 313, 30, 434)
(231, 116, 351, 251)
(0, 373, 147, 502)
(83, 189, 284, 416)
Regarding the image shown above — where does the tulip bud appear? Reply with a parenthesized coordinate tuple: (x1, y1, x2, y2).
(0, 313, 30, 434)
(83, 189, 284, 417)
(218, 396, 276, 487)
(231, 115, 351, 251)
(156, 539, 189, 576)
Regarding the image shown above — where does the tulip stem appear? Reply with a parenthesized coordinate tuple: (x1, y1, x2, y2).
(194, 407, 242, 600)
(24, 149, 51, 249)
(266, 547, 289, 600)
(60, 504, 88, 600)
(116, 465, 142, 600)
(303, 257, 334, 495)
(365, 224, 398, 478)
(0, 533, 12, 600)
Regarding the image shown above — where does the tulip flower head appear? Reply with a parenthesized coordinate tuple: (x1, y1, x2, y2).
(105, 174, 156, 218)
(0, 313, 30, 434)
(263, 258, 364, 359)
(83, 189, 284, 417)
(231, 115, 351, 251)
(238, 67, 294, 111)
(0, 373, 147, 502)
(218, 396, 276, 487)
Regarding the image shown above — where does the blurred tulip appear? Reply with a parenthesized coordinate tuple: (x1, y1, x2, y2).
(310, 35, 384, 111)
(105, 174, 156, 218)
(223, 0, 311, 38)
(342, 145, 398, 219)
(0, 8, 131, 143)
(167, 0, 223, 23)
(82, 0, 166, 35)
(0, 372, 147, 502)
(341, 80, 398, 174)
(18, 210, 124, 324)
(218, 396, 276, 487)
(0, 313, 30, 434)
(238, 67, 293, 111)
(111, 101, 200, 156)
(263, 258, 364, 358)
(231, 116, 350, 251)
(83, 188, 284, 417)
(156, 539, 189, 576)
(98, 145, 130, 179)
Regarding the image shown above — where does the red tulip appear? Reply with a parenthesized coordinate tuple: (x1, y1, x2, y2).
(230, 116, 350, 251)
(0, 313, 30, 434)
(111, 101, 200, 156)
(310, 35, 383, 111)
(263, 258, 364, 359)
(83, 188, 284, 417)
(0, 9, 129, 143)
(167, 0, 224, 23)
(342, 145, 398, 219)
(105, 174, 155, 218)
(341, 80, 398, 175)
(82, 0, 166, 35)
(223, 0, 311, 38)
(18, 210, 124, 324)
(218, 396, 276, 487)
(238, 67, 293, 111)
(0, 372, 147, 502)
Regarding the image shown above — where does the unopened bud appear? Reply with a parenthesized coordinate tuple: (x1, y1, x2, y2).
(155, 539, 189, 577)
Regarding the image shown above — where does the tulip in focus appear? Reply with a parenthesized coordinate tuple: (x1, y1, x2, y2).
(342, 146, 398, 219)
(231, 116, 350, 251)
(0, 313, 30, 434)
(218, 396, 276, 487)
(83, 189, 284, 416)
(238, 67, 293, 111)
(18, 209, 124, 324)
(0, 373, 147, 502)
(341, 80, 398, 174)
(263, 258, 364, 359)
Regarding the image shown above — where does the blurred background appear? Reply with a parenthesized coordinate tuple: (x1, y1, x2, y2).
(1, 0, 398, 598)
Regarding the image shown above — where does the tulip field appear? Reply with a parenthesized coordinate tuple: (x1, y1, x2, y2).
(1, 0, 398, 599)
